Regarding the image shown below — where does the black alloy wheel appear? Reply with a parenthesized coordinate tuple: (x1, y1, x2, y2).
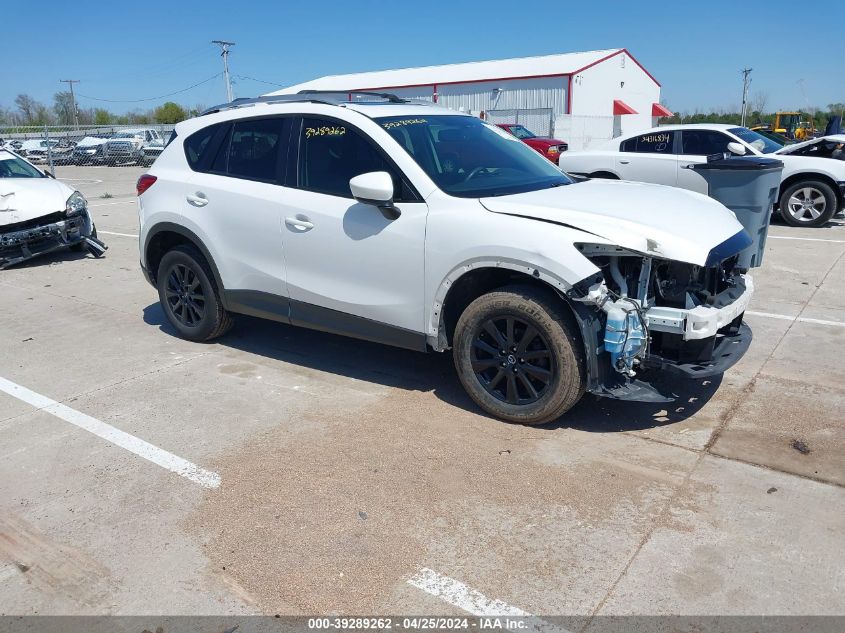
(155, 244, 233, 342)
(471, 315, 555, 405)
(165, 263, 206, 328)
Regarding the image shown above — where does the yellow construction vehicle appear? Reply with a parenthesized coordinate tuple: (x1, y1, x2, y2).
(752, 112, 816, 140)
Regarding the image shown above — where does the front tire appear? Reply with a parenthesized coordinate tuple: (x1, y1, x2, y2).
(156, 245, 233, 341)
(453, 285, 585, 425)
(779, 180, 837, 227)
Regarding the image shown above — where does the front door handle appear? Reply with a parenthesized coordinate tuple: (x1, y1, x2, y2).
(186, 192, 208, 207)
(285, 215, 314, 231)
(619, 159, 630, 164)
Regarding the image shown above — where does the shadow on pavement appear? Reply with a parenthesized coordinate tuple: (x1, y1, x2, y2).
(143, 302, 721, 432)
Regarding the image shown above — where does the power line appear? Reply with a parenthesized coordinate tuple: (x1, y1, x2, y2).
(76, 73, 222, 104)
(233, 74, 283, 87)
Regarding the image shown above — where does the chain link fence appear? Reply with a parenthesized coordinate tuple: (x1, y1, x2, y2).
(0, 125, 175, 169)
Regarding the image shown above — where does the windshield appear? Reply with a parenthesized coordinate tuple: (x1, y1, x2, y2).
(0, 151, 45, 178)
(506, 125, 536, 140)
(377, 115, 571, 198)
(729, 127, 783, 154)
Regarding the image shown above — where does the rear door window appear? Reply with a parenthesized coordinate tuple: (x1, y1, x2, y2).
(225, 118, 288, 182)
(620, 131, 675, 154)
(680, 130, 733, 155)
(197, 117, 292, 183)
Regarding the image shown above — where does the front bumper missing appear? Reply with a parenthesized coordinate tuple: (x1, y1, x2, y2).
(590, 322, 752, 402)
(642, 321, 752, 378)
(645, 275, 753, 340)
(587, 275, 754, 402)
(0, 211, 107, 269)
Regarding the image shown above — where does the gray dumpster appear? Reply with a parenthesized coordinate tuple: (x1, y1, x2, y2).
(686, 156, 783, 269)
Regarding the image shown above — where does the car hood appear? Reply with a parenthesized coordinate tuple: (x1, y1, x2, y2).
(0, 178, 75, 226)
(480, 179, 745, 266)
(774, 134, 845, 154)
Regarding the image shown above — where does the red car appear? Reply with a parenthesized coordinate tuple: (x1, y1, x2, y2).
(496, 124, 568, 163)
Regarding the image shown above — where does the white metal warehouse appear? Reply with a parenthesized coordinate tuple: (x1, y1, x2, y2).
(268, 48, 669, 149)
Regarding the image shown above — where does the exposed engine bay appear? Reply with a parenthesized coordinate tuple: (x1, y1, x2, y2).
(568, 243, 753, 397)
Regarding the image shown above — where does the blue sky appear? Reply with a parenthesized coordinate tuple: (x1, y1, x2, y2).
(4, 0, 842, 114)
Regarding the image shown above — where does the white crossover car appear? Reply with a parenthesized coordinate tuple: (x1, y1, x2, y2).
(0, 149, 105, 268)
(138, 93, 759, 425)
(558, 124, 845, 227)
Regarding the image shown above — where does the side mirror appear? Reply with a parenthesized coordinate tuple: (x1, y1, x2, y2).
(727, 141, 747, 156)
(349, 171, 400, 220)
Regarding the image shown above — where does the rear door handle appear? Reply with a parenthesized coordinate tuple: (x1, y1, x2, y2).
(285, 215, 314, 231)
(186, 192, 208, 207)
(619, 159, 630, 164)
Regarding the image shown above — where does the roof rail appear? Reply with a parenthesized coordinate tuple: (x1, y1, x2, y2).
(201, 94, 335, 116)
(297, 90, 406, 103)
(200, 90, 422, 116)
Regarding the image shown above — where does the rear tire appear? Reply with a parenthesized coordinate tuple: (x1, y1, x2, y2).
(453, 285, 585, 425)
(588, 171, 619, 180)
(156, 245, 233, 341)
(779, 180, 837, 227)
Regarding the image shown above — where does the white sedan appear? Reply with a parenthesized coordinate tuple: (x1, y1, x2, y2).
(558, 124, 845, 227)
(0, 149, 105, 268)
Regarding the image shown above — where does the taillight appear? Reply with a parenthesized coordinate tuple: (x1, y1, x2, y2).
(136, 174, 157, 196)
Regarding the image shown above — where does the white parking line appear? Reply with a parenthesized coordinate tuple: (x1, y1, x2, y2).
(0, 376, 220, 489)
(768, 235, 845, 244)
(408, 567, 529, 616)
(745, 310, 845, 328)
(88, 200, 136, 208)
(99, 230, 139, 238)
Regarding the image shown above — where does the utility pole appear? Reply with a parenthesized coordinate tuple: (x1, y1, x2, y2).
(740, 68, 752, 127)
(211, 40, 235, 102)
(59, 79, 80, 129)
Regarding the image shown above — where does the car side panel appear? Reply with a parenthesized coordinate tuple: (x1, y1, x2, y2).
(557, 150, 622, 177)
(422, 191, 603, 340)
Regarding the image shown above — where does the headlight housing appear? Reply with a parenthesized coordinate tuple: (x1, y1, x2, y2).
(65, 191, 87, 216)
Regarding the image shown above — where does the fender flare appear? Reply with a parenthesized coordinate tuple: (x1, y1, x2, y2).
(143, 222, 226, 300)
(428, 257, 576, 346)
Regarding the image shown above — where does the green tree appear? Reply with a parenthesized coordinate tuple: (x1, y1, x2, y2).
(153, 101, 188, 124)
(94, 108, 112, 125)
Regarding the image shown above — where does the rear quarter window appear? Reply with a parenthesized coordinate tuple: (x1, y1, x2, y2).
(184, 123, 223, 170)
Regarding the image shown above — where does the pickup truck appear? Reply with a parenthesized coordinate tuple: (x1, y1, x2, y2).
(496, 124, 568, 164)
(103, 128, 165, 166)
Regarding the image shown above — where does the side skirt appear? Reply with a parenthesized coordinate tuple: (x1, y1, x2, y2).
(222, 289, 428, 353)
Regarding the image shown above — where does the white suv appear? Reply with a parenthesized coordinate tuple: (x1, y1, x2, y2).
(138, 93, 758, 424)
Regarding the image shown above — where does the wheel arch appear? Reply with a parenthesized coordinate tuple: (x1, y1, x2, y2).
(144, 222, 225, 296)
(431, 260, 583, 351)
(587, 170, 620, 180)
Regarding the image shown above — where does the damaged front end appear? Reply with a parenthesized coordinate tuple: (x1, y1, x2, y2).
(0, 192, 107, 269)
(567, 239, 753, 403)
